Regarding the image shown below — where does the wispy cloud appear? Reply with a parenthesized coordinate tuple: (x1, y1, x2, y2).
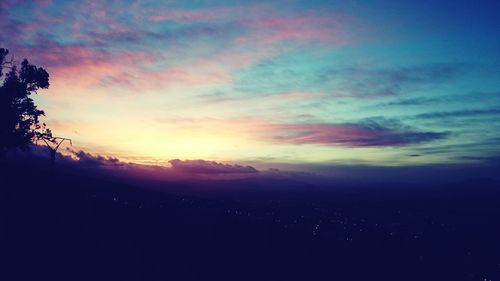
(260, 120, 448, 147)
(322, 63, 469, 98)
(236, 11, 349, 46)
(377, 91, 500, 107)
(413, 108, 500, 119)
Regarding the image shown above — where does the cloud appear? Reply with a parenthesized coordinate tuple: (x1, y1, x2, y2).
(0, 0, 13, 12)
(36, 0, 53, 6)
(68, 148, 123, 167)
(414, 138, 500, 156)
(146, 3, 353, 47)
(4, 145, 124, 169)
(169, 159, 258, 174)
(8, 39, 233, 91)
(262, 120, 448, 147)
(380, 97, 440, 106)
(454, 155, 500, 164)
(321, 63, 469, 98)
(198, 90, 325, 105)
(233, 61, 469, 100)
(413, 108, 500, 119)
(1, 1, 363, 97)
(7, 144, 500, 188)
(236, 11, 350, 46)
(148, 7, 239, 23)
(378, 91, 500, 107)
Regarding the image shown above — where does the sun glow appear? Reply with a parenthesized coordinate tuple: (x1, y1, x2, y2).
(134, 133, 241, 160)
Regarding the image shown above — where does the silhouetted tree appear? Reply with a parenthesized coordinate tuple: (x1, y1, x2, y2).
(0, 47, 52, 152)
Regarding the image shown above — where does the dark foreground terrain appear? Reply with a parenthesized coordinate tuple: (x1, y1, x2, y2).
(1, 157, 500, 281)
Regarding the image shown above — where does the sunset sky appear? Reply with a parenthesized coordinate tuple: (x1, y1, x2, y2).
(1, 0, 499, 168)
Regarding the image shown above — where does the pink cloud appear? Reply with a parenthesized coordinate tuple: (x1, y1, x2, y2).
(26, 44, 231, 90)
(2, 2, 361, 94)
(147, 3, 272, 23)
(237, 12, 349, 46)
(148, 5, 353, 47)
(149, 9, 228, 22)
(13, 43, 166, 89)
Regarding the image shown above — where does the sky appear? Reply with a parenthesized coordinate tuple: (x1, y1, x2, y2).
(1, 0, 500, 169)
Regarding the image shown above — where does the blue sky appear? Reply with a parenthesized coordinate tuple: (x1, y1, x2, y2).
(1, 0, 499, 168)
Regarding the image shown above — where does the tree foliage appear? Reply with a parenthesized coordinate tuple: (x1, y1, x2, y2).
(0, 47, 52, 151)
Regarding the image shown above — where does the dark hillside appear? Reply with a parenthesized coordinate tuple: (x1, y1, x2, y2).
(1, 157, 500, 281)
